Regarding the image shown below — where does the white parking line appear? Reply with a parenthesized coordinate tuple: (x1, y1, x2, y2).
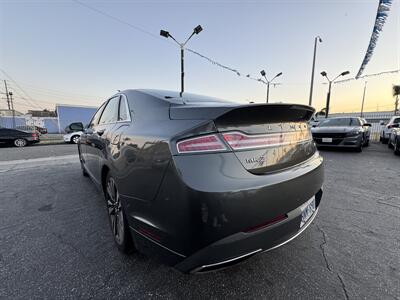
(0, 154, 79, 172)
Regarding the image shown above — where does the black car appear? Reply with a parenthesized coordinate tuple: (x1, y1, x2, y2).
(311, 117, 371, 152)
(0, 128, 40, 147)
(78, 89, 324, 273)
(388, 127, 400, 155)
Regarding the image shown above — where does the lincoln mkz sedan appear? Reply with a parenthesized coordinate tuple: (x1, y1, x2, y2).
(78, 89, 324, 273)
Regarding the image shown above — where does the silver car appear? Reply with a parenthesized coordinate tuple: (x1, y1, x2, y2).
(311, 117, 371, 152)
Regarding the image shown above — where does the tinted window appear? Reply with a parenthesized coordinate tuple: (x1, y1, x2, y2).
(89, 103, 106, 127)
(319, 118, 361, 127)
(118, 95, 129, 121)
(99, 96, 120, 124)
(394, 118, 400, 124)
(70, 123, 83, 130)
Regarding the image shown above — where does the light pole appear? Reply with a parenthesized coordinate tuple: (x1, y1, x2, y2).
(309, 36, 322, 106)
(160, 25, 203, 97)
(321, 70, 350, 118)
(360, 81, 367, 117)
(260, 70, 282, 103)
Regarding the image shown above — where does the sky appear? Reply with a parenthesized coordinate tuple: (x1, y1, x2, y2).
(0, 0, 399, 114)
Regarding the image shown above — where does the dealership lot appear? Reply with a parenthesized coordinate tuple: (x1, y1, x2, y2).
(0, 144, 399, 299)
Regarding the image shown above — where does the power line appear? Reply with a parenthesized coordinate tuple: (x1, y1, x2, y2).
(0, 68, 44, 110)
(71, 0, 271, 85)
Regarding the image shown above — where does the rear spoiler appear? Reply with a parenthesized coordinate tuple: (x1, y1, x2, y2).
(170, 103, 315, 123)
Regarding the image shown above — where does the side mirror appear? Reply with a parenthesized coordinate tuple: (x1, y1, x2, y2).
(312, 124, 317, 128)
(379, 121, 385, 126)
(364, 123, 372, 127)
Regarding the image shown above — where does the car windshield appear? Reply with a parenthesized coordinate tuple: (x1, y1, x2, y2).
(318, 118, 360, 127)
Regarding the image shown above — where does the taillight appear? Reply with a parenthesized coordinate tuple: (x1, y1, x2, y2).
(32, 133, 37, 138)
(177, 134, 227, 154)
(222, 131, 311, 150)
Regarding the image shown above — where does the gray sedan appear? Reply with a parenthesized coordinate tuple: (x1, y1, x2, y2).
(311, 117, 371, 152)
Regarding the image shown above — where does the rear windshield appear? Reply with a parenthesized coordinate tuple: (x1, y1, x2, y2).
(319, 118, 360, 127)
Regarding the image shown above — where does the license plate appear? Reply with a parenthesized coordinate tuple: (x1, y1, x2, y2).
(300, 197, 316, 228)
(322, 138, 332, 143)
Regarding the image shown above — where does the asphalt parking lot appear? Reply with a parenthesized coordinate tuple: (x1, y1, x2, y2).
(0, 143, 399, 299)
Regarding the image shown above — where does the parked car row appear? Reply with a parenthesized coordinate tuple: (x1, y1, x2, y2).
(310, 117, 371, 152)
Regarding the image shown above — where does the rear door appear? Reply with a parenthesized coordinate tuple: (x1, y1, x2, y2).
(85, 96, 120, 183)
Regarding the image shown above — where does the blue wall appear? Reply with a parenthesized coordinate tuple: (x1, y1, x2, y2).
(57, 105, 97, 133)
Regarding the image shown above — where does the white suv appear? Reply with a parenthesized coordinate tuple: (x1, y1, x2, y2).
(380, 116, 400, 143)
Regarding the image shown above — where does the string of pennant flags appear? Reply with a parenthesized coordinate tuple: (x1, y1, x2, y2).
(355, 0, 393, 79)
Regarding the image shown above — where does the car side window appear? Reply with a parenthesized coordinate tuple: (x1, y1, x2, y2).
(98, 96, 120, 125)
(394, 118, 400, 124)
(89, 103, 106, 128)
(118, 95, 130, 121)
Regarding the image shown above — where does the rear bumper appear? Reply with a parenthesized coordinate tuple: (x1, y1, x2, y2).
(175, 190, 322, 273)
(127, 151, 324, 272)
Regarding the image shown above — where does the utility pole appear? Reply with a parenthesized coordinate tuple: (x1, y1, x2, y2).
(360, 81, 367, 117)
(4, 80, 11, 110)
(309, 36, 322, 106)
(9, 92, 16, 129)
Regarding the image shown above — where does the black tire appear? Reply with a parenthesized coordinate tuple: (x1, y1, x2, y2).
(388, 140, 394, 149)
(394, 138, 400, 155)
(355, 140, 363, 152)
(14, 138, 27, 147)
(71, 135, 80, 144)
(382, 138, 388, 144)
(364, 138, 370, 147)
(104, 173, 134, 254)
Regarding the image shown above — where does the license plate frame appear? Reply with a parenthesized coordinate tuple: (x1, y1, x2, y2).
(300, 197, 316, 228)
(322, 137, 332, 143)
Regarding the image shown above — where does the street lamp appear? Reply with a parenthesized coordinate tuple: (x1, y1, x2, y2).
(309, 36, 322, 106)
(160, 25, 203, 97)
(321, 70, 350, 118)
(260, 70, 282, 103)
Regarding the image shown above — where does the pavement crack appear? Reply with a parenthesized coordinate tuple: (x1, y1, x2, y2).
(316, 224, 332, 272)
(316, 223, 350, 300)
(337, 274, 349, 300)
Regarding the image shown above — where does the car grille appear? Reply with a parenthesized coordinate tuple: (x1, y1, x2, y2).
(312, 132, 347, 138)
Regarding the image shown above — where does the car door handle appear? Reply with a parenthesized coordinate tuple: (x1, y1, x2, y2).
(96, 129, 105, 136)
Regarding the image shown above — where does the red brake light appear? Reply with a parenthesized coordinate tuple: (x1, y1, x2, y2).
(32, 133, 37, 137)
(222, 131, 311, 150)
(177, 134, 227, 154)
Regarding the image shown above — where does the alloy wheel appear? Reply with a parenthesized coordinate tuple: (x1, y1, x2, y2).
(14, 138, 27, 147)
(106, 177, 124, 245)
(72, 136, 80, 144)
